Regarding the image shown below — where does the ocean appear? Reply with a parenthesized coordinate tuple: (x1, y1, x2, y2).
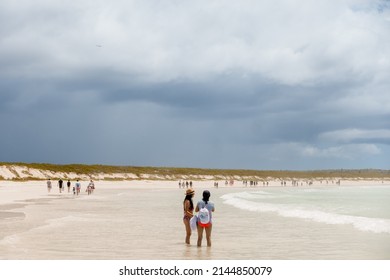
(1, 182, 389, 260)
(221, 186, 390, 235)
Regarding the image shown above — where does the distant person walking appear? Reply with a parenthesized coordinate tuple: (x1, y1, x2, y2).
(58, 179, 63, 193)
(90, 180, 95, 193)
(67, 180, 71, 193)
(87, 180, 94, 195)
(195, 190, 215, 247)
(47, 179, 52, 193)
(86, 184, 92, 195)
(75, 180, 81, 195)
(183, 188, 195, 245)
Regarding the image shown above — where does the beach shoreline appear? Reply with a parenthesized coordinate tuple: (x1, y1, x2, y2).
(1, 177, 389, 206)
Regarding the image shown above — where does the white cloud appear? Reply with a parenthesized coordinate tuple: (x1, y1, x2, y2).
(263, 141, 381, 162)
(1, 0, 389, 85)
(319, 129, 390, 143)
(302, 143, 381, 159)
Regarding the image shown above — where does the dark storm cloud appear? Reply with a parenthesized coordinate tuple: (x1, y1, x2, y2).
(1, 0, 390, 169)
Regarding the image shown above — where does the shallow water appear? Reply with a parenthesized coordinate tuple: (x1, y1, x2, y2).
(221, 186, 390, 234)
(0, 183, 389, 259)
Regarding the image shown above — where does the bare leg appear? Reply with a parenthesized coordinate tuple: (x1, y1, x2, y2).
(205, 224, 212, 247)
(197, 225, 204, 247)
(183, 219, 191, 244)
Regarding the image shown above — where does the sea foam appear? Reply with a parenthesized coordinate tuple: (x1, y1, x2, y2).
(221, 192, 390, 234)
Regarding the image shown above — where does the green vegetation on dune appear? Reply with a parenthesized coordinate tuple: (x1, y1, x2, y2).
(1, 162, 390, 180)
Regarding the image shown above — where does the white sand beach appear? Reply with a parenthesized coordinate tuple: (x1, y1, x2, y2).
(1, 179, 390, 260)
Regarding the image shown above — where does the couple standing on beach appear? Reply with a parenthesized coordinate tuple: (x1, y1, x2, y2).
(183, 188, 215, 247)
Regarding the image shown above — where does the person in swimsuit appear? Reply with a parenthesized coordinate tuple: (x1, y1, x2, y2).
(183, 188, 195, 244)
(195, 190, 215, 247)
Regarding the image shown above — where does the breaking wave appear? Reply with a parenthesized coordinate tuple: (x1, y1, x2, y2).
(221, 192, 390, 234)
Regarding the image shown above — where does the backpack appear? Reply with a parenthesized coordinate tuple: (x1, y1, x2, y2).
(198, 207, 210, 227)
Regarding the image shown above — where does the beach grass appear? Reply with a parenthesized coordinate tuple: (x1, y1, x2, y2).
(1, 161, 390, 181)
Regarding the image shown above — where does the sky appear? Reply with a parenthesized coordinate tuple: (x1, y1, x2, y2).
(1, 0, 390, 170)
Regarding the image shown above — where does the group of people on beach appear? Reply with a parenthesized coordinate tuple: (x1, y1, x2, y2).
(183, 188, 215, 247)
(46, 179, 95, 195)
(179, 180, 193, 188)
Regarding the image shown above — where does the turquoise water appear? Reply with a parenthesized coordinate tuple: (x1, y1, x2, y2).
(221, 185, 390, 234)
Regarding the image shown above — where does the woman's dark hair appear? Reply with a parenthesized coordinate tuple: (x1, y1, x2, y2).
(184, 195, 194, 209)
(202, 190, 210, 204)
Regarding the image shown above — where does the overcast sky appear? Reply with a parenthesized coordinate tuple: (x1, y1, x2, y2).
(1, 0, 390, 170)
